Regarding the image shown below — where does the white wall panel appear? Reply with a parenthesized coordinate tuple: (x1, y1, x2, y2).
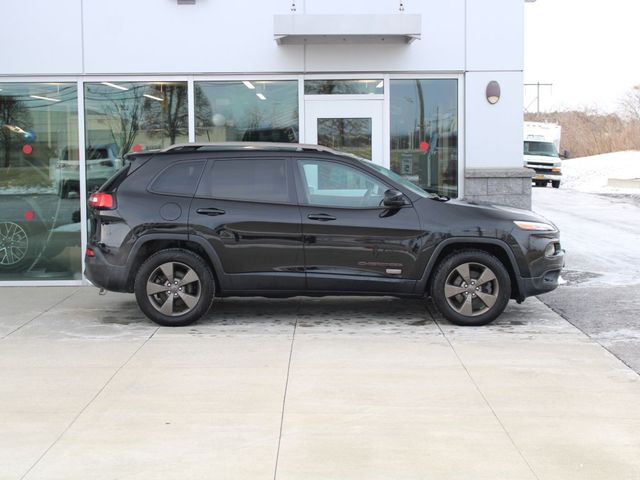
(82, 0, 303, 74)
(304, 0, 465, 72)
(465, 71, 523, 169)
(466, 0, 524, 71)
(1, 0, 83, 74)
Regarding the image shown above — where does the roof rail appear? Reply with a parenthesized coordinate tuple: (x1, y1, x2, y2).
(161, 142, 345, 155)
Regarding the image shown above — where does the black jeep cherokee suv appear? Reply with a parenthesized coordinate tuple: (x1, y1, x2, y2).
(86, 143, 564, 327)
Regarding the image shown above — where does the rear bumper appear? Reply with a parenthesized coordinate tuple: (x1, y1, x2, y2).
(84, 247, 131, 292)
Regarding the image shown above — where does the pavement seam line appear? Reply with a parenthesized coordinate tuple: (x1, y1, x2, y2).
(273, 300, 300, 480)
(538, 297, 640, 378)
(432, 315, 541, 480)
(1, 288, 80, 341)
(19, 326, 160, 480)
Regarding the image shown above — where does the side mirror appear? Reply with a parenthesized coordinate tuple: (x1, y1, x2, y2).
(383, 189, 407, 207)
(561, 149, 571, 159)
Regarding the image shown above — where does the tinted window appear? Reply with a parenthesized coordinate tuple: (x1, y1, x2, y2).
(298, 160, 387, 208)
(198, 159, 289, 203)
(150, 160, 205, 196)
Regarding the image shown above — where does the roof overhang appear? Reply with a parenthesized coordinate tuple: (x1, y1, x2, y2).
(274, 14, 421, 45)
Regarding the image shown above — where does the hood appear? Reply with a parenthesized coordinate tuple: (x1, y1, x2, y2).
(435, 197, 555, 227)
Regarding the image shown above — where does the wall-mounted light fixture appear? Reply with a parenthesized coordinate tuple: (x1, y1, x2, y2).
(486, 81, 501, 105)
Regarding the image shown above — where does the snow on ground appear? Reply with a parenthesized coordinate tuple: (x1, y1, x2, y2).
(561, 150, 640, 194)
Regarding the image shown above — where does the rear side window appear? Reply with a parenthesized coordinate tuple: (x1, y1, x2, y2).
(197, 159, 289, 203)
(149, 160, 205, 196)
(99, 165, 130, 193)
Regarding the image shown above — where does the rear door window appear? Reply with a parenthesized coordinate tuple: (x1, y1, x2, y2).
(196, 158, 290, 203)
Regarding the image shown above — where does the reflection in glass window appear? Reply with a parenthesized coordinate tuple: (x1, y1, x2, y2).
(390, 79, 458, 197)
(304, 79, 384, 95)
(0, 82, 81, 280)
(84, 81, 189, 194)
(298, 160, 387, 208)
(317, 118, 372, 160)
(195, 81, 298, 143)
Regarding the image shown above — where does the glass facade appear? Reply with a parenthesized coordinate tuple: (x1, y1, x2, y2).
(0, 76, 460, 283)
(305, 79, 384, 95)
(390, 79, 458, 197)
(195, 81, 298, 143)
(83, 81, 189, 195)
(0, 83, 81, 280)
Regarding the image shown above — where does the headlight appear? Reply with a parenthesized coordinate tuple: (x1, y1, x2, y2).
(513, 220, 556, 231)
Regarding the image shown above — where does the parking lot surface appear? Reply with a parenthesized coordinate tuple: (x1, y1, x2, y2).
(1, 287, 639, 480)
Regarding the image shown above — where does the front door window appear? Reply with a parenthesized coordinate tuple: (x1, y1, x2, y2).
(298, 159, 387, 208)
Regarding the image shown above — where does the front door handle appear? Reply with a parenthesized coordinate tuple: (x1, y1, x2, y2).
(307, 213, 336, 221)
(196, 207, 226, 216)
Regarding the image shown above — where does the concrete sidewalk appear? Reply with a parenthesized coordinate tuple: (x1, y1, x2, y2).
(1, 287, 639, 480)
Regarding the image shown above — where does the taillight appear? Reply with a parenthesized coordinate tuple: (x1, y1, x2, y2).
(88, 192, 114, 209)
(85, 247, 95, 257)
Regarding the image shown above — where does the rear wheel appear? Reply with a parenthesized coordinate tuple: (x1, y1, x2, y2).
(431, 250, 511, 326)
(0, 221, 37, 272)
(134, 249, 215, 326)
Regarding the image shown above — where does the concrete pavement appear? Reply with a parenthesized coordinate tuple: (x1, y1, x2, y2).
(1, 287, 639, 480)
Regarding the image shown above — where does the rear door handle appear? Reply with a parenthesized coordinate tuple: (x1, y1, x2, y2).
(307, 213, 336, 221)
(196, 207, 226, 216)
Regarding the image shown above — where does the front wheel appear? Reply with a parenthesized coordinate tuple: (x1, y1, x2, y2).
(134, 249, 215, 326)
(552, 180, 560, 189)
(431, 250, 511, 326)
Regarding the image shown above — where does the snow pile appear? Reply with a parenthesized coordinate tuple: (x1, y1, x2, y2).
(561, 151, 640, 194)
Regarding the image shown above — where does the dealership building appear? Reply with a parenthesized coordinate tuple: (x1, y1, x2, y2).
(0, 0, 530, 285)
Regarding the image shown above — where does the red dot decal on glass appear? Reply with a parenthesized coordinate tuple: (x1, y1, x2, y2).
(22, 144, 33, 155)
(132, 144, 143, 152)
(24, 210, 35, 221)
(419, 141, 429, 153)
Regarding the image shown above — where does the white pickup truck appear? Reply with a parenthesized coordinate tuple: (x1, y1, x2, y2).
(524, 122, 563, 188)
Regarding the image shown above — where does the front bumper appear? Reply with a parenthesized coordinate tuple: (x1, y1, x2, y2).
(517, 248, 565, 299)
(531, 172, 562, 182)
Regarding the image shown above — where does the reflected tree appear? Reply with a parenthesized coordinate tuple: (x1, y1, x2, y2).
(0, 97, 32, 168)
(105, 89, 145, 157)
(142, 84, 212, 145)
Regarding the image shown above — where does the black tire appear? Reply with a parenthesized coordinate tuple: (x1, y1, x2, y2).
(134, 248, 215, 326)
(431, 249, 511, 326)
(59, 181, 69, 199)
(552, 180, 560, 189)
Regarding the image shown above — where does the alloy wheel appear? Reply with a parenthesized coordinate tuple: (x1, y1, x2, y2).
(444, 262, 499, 317)
(145, 261, 202, 317)
(0, 222, 29, 266)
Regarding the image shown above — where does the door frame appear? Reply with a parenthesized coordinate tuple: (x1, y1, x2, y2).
(303, 98, 386, 167)
(300, 73, 389, 168)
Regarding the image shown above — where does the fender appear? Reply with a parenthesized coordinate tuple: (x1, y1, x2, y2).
(125, 233, 229, 289)
(414, 237, 524, 298)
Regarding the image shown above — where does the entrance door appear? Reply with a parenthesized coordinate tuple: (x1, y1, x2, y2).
(304, 100, 385, 166)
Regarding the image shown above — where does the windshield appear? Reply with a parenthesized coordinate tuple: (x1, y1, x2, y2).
(524, 141, 559, 158)
(362, 161, 430, 198)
